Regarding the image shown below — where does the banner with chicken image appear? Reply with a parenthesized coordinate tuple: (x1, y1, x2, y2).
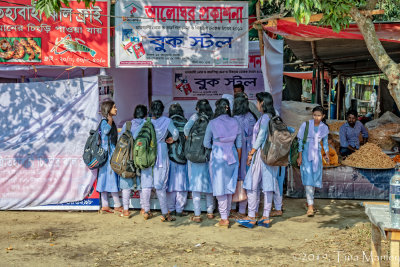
(0, 0, 109, 67)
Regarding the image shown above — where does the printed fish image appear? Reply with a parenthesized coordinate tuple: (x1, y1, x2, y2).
(51, 35, 96, 57)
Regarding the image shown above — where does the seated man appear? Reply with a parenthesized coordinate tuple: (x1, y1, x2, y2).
(339, 110, 369, 158)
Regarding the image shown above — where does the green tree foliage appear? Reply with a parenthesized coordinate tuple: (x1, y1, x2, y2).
(33, 0, 95, 17)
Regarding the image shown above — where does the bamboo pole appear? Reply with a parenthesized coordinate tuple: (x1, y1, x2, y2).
(328, 70, 332, 120)
(256, 1, 264, 56)
(337, 74, 341, 120)
(321, 65, 325, 108)
(343, 77, 347, 120)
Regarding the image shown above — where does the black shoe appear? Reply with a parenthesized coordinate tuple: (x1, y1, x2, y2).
(176, 211, 189, 217)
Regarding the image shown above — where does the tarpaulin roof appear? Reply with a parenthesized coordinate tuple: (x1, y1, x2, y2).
(264, 20, 400, 43)
(264, 20, 400, 76)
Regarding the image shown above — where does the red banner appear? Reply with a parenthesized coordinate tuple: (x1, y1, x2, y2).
(0, 0, 109, 67)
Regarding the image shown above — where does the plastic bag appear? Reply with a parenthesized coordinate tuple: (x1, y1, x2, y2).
(365, 112, 400, 150)
(280, 101, 318, 131)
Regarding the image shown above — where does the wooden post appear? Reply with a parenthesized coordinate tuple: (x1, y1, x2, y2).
(328, 70, 332, 120)
(343, 77, 347, 120)
(21, 76, 25, 83)
(337, 74, 341, 120)
(148, 68, 152, 108)
(316, 64, 321, 105)
(320, 65, 325, 108)
(256, 1, 264, 56)
(82, 69, 85, 77)
(376, 78, 381, 118)
(371, 224, 382, 267)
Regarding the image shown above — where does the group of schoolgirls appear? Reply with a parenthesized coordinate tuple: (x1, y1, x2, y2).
(96, 92, 330, 228)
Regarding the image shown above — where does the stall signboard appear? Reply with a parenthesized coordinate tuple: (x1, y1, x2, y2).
(173, 53, 262, 100)
(115, 0, 248, 68)
(0, 0, 109, 67)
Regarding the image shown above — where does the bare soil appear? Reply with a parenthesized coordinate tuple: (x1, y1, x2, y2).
(1, 199, 392, 266)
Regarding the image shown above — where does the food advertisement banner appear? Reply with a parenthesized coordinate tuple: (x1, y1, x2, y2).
(173, 53, 262, 100)
(115, 0, 248, 68)
(0, 0, 109, 67)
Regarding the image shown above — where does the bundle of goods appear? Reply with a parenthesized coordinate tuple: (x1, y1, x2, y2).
(327, 120, 346, 133)
(365, 112, 400, 150)
(321, 144, 339, 167)
(343, 143, 396, 169)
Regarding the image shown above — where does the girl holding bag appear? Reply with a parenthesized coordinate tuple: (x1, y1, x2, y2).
(297, 106, 329, 217)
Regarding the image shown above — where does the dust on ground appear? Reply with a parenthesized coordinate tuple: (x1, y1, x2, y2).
(1, 199, 391, 267)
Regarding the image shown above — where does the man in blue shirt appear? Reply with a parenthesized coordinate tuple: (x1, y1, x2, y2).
(339, 110, 369, 158)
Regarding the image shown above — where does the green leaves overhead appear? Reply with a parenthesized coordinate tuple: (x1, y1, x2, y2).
(32, 0, 96, 17)
(264, 0, 368, 33)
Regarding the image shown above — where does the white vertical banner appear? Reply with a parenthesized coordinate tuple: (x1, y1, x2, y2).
(115, 1, 248, 68)
(262, 32, 284, 113)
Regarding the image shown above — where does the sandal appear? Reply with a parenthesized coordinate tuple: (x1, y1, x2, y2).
(270, 210, 283, 217)
(98, 208, 114, 214)
(114, 207, 123, 213)
(237, 216, 257, 229)
(143, 211, 153, 220)
(214, 219, 230, 228)
(207, 213, 215, 219)
(160, 214, 176, 222)
(120, 211, 131, 219)
(190, 215, 202, 223)
(257, 217, 271, 228)
(306, 208, 315, 217)
(305, 203, 318, 213)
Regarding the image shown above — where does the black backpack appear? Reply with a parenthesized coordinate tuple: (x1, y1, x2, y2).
(184, 114, 211, 163)
(82, 119, 109, 170)
(167, 115, 188, 164)
(110, 121, 136, 178)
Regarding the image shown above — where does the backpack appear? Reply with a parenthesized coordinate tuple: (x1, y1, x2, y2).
(184, 114, 211, 163)
(82, 119, 109, 170)
(261, 115, 295, 166)
(289, 121, 309, 168)
(167, 114, 188, 164)
(110, 121, 136, 178)
(133, 118, 157, 170)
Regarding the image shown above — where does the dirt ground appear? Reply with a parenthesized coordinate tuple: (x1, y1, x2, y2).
(1, 198, 392, 267)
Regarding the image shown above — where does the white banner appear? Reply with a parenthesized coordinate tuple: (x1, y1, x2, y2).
(173, 53, 262, 100)
(0, 76, 99, 209)
(115, 0, 248, 68)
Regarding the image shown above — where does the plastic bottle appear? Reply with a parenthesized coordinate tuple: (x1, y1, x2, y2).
(390, 169, 400, 229)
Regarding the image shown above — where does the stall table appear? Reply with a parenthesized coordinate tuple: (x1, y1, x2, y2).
(364, 203, 400, 267)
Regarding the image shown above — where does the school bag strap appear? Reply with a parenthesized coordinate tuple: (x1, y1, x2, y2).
(125, 121, 134, 161)
(302, 121, 310, 151)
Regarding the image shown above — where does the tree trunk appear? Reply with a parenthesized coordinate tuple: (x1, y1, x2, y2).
(349, 6, 400, 110)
